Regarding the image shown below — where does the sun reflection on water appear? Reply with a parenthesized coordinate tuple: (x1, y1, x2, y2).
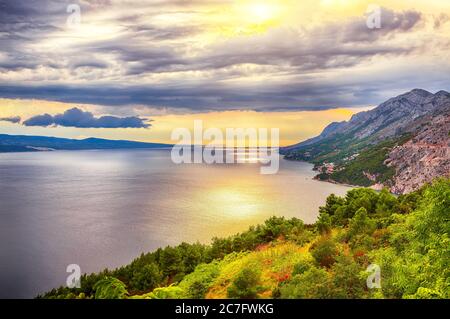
(206, 187, 262, 219)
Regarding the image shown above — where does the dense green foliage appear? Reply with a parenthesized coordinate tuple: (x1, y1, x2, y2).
(41, 178, 449, 299)
(283, 132, 369, 164)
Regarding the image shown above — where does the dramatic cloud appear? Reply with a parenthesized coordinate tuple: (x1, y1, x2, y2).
(23, 108, 150, 128)
(0, 116, 21, 123)
(0, 0, 449, 111)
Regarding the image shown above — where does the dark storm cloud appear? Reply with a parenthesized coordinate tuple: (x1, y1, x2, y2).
(0, 1, 40, 22)
(189, 8, 423, 73)
(70, 7, 424, 77)
(0, 0, 65, 72)
(71, 61, 109, 69)
(0, 82, 409, 112)
(0, 0, 448, 112)
(0, 0, 425, 74)
(88, 44, 188, 75)
(0, 2, 200, 74)
(0, 116, 21, 123)
(0, 60, 38, 71)
(22, 113, 54, 126)
(23, 107, 150, 128)
(0, 1, 64, 36)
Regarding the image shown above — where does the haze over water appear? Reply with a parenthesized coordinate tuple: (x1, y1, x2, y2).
(0, 149, 352, 298)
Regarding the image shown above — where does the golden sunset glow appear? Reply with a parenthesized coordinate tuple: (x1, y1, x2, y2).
(209, 0, 288, 36)
(0, 98, 360, 146)
(1, 0, 449, 146)
(206, 187, 261, 219)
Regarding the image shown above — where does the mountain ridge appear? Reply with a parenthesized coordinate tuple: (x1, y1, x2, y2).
(287, 89, 449, 150)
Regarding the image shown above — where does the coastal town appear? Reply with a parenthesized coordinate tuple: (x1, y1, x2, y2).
(315, 153, 360, 175)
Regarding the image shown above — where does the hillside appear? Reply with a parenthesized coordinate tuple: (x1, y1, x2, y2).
(282, 89, 450, 194)
(0, 134, 172, 152)
(41, 178, 449, 300)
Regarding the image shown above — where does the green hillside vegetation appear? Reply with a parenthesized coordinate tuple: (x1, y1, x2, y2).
(321, 139, 399, 186)
(283, 132, 367, 164)
(286, 135, 411, 187)
(40, 178, 449, 299)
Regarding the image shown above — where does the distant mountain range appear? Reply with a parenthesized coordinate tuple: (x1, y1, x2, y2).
(283, 89, 450, 194)
(0, 134, 172, 152)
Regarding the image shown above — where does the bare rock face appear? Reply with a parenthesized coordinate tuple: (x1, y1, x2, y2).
(386, 112, 450, 194)
(288, 89, 449, 150)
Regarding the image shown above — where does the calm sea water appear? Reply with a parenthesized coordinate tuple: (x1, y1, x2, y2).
(0, 149, 351, 298)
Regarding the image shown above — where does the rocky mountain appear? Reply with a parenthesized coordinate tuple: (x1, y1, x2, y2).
(283, 89, 450, 194)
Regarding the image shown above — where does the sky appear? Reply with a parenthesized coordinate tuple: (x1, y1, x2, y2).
(0, 0, 449, 145)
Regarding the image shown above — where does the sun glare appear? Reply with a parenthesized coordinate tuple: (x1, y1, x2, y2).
(215, 0, 285, 36)
(247, 2, 278, 23)
(320, 0, 351, 6)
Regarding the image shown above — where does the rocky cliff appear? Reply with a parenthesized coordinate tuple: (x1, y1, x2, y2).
(386, 110, 450, 194)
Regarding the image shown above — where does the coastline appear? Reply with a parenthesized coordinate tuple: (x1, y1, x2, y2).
(287, 156, 384, 191)
(312, 175, 359, 189)
(0, 146, 174, 154)
(283, 155, 359, 189)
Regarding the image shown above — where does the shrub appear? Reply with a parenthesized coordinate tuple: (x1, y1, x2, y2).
(130, 263, 162, 292)
(93, 277, 128, 299)
(159, 246, 183, 278)
(404, 287, 444, 299)
(310, 237, 338, 268)
(179, 262, 221, 299)
(331, 255, 366, 298)
(292, 259, 313, 276)
(187, 281, 210, 299)
(227, 266, 264, 299)
(280, 267, 333, 299)
(316, 213, 332, 234)
(348, 207, 376, 239)
(145, 285, 184, 299)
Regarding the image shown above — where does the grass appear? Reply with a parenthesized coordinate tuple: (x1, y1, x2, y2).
(205, 241, 312, 299)
(131, 240, 316, 299)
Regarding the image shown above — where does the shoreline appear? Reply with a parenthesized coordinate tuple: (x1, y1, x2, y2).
(289, 157, 389, 192)
(312, 175, 359, 188)
(0, 147, 174, 154)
